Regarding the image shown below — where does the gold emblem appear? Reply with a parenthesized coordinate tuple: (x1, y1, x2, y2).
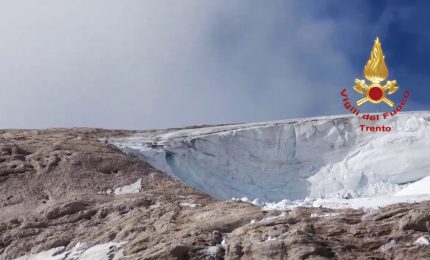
(353, 37, 399, 107)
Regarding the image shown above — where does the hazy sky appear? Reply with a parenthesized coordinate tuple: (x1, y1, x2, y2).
(1, 0, 429, 129)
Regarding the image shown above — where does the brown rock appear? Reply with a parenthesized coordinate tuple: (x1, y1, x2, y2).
(0, 129, 429, 260)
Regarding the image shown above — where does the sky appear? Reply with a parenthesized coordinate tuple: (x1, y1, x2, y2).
(0, 0, 429, 129)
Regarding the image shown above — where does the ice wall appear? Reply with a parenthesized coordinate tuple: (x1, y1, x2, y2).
(111, 112, 430, 202)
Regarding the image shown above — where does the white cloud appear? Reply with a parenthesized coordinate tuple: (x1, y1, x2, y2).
(0, 0, 368, 129)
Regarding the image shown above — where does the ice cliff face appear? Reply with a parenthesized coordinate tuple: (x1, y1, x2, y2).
(111, 112, 430, 203)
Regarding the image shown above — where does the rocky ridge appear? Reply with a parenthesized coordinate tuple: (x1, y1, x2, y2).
(0, 129, 429, 260)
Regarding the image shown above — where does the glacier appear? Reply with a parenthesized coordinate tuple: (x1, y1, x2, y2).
(110, 112, 430, 209)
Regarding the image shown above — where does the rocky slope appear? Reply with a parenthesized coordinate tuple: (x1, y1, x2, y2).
(0, 128, 429, 259)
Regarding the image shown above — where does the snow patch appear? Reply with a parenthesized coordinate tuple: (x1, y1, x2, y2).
(206, 245, 224, 257)
(266, 236, 278, 241)
(232, 197, 260, 205)
(378, 240, 397, 252)
(415, 235, 430, 246)
(221, 239, 228, 249)
(61, 242, 88, 259)
(260, 194, 430, 211)
(262, 199, 294, 211)
(180, 202, 198, 208)
(114, 178, 142, 195)
(395, 176, 430, 197)
(14, 241, 127, 260)
(310, 212, 339, 218)
(14, 247, 66, 260)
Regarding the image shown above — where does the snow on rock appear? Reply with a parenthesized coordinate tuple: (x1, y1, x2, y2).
(232, 197, 260, 205)
(253, 212, 288, 223)
(260, 193, 430, 211)
(111, 112, 430, 209)
(79, 242, 125, 260)
(14, 247, 66, 260)
(221, 239, 228, 249)
(415, 235, 430, 246)
(378, 240, 397, 252)
(180, 202, 198, 208)
(58, 242, 88, 260)
(266, 236, 278, 241)
(114, 178, 142, 195)
(207, 245, 223, 257)
(310, 212, 339, 218)
(14, 242, 127, 260)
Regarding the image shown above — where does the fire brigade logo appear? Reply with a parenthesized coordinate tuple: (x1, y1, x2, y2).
(353, 37, 399, 107)
(340, 37, 410, 132)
